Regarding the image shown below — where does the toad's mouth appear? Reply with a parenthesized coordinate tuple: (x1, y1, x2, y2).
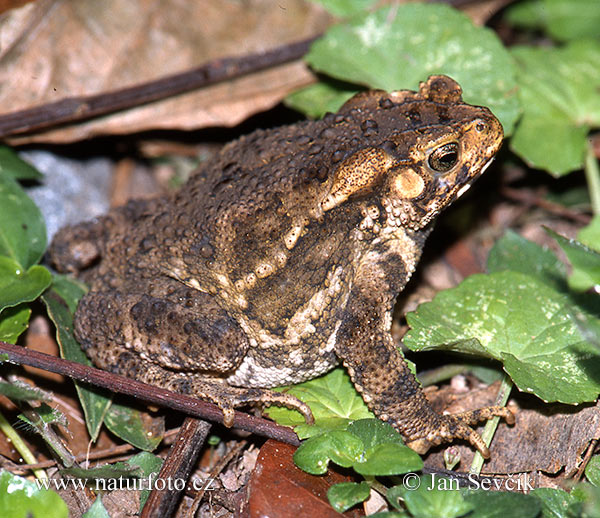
(455, 157, 495, 200)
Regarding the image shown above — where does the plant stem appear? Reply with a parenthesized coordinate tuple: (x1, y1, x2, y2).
(0, 409, 47, 480)
(469, 374, 513, 475)
(585, 139, 600, 215)
(418, 364, 468, 387)
(366, 476, 389, 497)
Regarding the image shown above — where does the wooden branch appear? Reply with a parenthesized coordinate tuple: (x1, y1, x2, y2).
(0, 341, 300, 446)
(0, 37, 317, 138)
(141, 418, 211, 518)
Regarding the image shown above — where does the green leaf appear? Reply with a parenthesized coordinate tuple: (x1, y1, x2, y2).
(575, 484, 600, 517)
(505, 0, 600, 42)
(546, 186, 591, 211)
(293, 430, 364, 475)
(0, 304, 31, 344)
(311, 0, 378, 17)
(0, 175, 47, 268)
(0, 379, 50, 402)
(586, 455, 600, 486)
(41, 277, 111, 442)
(578, 215, 600, 252)
(368, 513, 408, 518)
(50, 274, 89, 314)
(405, 271, 600, 404)
(285, 80, 359, 119)
(510, 115, 588, 176)
(327, 481, 371, 513)
(82, 496, 110, 518)
(510, 41, 600, 176)
(266, 368, 373, 438)
(347, 419, 423, 476)
(294, 419, 422, 476)
(533, 487, 584, 518)
(127, 452, 164, 511)
(0, 257, 51, 312)
(304, 4, 519, 133)
(464, 490, 541, 518)
(62, 461, 142, 480)
(0, 470, 68, 518)
(547, 228, 600, 291)
(346, 418, 404, 450)
(487, 230, 567, 290)
(388, 476, 473, 518)
(104, 401, 164, 452)
(354, 442, 423, 476)
(19, 403, 67, 428)
(0, 146, 43, 181)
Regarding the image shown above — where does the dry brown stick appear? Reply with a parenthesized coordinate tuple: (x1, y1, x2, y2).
(574, 438, 598, 482)
(185, 440, 247, 518)
(501, 186, 592, 225)
(141, 418, 211, 518)
(5, 427, 183, 473)
(0, 37, 318, 138)
(0, 341, 300, 446)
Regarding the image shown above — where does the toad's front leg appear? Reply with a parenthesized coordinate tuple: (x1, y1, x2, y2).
(334, 272, 514, 458)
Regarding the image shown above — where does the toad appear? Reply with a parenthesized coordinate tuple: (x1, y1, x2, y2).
(50, 75, 513, 457)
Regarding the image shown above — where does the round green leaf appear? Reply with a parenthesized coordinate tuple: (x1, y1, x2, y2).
(306, 4, 518, 133)
(389, 475, 473, 518)
(510, 41, 600, 176)
(82, 496, 110, 518)
(0, 304, 31, 344)
(293, 430, 364, 475)
(0, 257, 51, 312)
(532, 487, 584, 518)
(42, 277, 110, 442)
(487, 230, 567, 289)
(313, 0, 378, 17)
(0, 470, 68, 518)
(586, 455, 600, 486)
(405, 271, 600, 404)
(354, 442, 423, 476)
(346, 418, 404, 449)
(0, 177, 47, 268)
(104, 401, 164, 452)
(548, 229, 600, 291)
(464, 491, 541, 518)
(285, 81, 358, 119)
(266, 368, 373, 438)
(327, 481, 371, 513)
(0, 146, 43, 181)
(578, 215, 600, 252)
(506, 0, 600, 42)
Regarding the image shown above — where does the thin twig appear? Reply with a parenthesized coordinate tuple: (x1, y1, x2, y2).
(0, 341, 300, 446)
(585, 140, 600, 216)
(0, 37, 318, 138)
(186, 440, 247, 518)
(501, 187, 592, 225)
(141, 418, 210, 518)
(574, 438, 598, 482)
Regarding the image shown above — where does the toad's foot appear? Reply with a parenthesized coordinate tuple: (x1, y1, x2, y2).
(403, 405, 515, 458)
(207, 385, 315, 428)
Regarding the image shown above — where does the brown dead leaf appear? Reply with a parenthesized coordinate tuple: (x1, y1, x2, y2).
(1, 0, 332, 144)
(247, 440, 364, 517)
(424, 381, 600, 481)
(462, 0, 514, 25)
(0, 0, 31, 15)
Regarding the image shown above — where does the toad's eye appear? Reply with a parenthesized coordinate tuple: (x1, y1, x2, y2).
(428, 142, 459, 173)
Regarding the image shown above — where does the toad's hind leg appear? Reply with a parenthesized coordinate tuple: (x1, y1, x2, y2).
(92, 347, 314, 427)
(74, 285, 313, 426)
